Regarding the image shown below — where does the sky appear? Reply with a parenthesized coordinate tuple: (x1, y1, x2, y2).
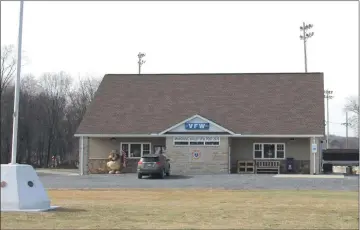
(1, 1, 358, 137)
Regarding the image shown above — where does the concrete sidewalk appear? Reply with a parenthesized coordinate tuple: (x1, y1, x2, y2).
(36, 168, 79, 176)
(273, 174, 345, 179)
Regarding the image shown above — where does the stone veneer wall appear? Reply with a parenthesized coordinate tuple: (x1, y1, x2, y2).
(88, 158, 108, 174)
(165, 136, 229, 175)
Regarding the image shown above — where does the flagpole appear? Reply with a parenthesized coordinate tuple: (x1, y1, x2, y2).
(10, 0, 24, 164)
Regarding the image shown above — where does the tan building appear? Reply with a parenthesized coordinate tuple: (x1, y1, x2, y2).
(75, 73, 325, 175)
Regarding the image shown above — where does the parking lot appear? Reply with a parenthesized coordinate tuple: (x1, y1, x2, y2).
(38, 172, 359, 191)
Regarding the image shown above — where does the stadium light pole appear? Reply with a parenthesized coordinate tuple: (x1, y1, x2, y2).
(137, 52, 146, 74)
(299, 22, 314, 73)
(10, 0, 24, 164)
(324, 89, 334, 149)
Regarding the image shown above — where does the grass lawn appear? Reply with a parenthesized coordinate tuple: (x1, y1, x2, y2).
(1, 189, 358, 229)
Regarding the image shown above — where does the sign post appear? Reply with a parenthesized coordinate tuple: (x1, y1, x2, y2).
(311, 138, 317, 174)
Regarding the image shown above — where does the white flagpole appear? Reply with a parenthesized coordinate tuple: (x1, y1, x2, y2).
(10, 0, 24, 164)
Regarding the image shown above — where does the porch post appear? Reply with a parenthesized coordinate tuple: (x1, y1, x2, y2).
(228, 137, 232, 174)
(79, 137, 84, 175)
(79, 136, 89, 175)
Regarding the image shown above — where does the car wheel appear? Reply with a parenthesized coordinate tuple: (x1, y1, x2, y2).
(137, 173, 142, 179)
(159, 169, 165, 179)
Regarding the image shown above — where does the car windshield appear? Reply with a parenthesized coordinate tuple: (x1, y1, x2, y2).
(142, 157, 160, 162)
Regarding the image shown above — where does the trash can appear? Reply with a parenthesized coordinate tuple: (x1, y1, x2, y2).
(323, 163, 333, 174)
(286, 157, 294, 173)
(346, 166, 352, 175)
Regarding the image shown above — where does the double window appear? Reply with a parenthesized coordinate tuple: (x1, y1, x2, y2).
(121, 143, 151, 158)
(253, 143, 285, 159)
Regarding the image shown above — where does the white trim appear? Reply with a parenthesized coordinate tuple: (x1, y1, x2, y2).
(75, 133, 324, 138)
(233, 134, 324, 138)
(120, 142, 152, 159)
(253, 143, 286, 160)
(163, 134, 232, 137)
(74, 134, 162, 138)
(158, 114, 235, 135)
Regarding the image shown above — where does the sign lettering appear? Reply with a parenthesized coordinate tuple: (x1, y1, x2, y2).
(174, 136, 220, 142)
(185, 122, 210, 130)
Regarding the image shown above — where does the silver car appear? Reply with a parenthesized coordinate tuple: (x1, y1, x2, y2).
(137, 154, 170, 179)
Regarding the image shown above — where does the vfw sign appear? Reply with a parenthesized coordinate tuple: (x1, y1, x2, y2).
(184, 122, 210, 130)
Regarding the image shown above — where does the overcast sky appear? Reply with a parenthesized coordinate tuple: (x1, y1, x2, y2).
(1, 1, 358, 137)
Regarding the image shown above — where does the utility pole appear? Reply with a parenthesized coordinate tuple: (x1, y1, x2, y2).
(299, 22, 314, 72)
(342, 112, 351, 148)
(324, 89, 334, 149)
(137, 52, 146, 74)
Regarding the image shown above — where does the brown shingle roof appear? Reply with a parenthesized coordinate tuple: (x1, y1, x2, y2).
(76, 73, 325, 135)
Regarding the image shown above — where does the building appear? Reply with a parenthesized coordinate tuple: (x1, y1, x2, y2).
(75, 73, 325, 175)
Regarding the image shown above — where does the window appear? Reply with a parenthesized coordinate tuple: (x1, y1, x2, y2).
(173, 136, 220, 146)
(276, 144, 285, 159)
(174, 141, 189, 146)
(121, 143, 151, 158)
(254, 144, 262, 158)
(190, 141, 204, 146)
(253, 143, 285, 159)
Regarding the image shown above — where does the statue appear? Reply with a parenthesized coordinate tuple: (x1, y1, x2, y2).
(107, 150, 121, 174)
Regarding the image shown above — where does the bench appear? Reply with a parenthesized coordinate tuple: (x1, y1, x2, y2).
(237, 160, 255, 174)
(255, 160, 280, 174)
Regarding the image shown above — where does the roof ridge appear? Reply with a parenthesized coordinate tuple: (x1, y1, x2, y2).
(104, 72, 323, 77)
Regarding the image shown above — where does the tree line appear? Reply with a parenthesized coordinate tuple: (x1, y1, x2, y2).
(1, 45, 100, 167)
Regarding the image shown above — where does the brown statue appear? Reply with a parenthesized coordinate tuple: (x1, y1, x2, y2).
(107, 150, 121, 174)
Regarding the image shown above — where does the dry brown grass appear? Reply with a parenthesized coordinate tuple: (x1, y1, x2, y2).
(1, 189, 358, 229)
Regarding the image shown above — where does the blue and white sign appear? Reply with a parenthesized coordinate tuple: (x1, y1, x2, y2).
(185, 122, 210, 130)
(311, 144, 317, 153)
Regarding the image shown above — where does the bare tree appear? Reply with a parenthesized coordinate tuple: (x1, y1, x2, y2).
(1, 45, 16, 96)
(65, 76, 100, 165)
(38, 72, 72, 167)
(0, 86, 15, 163)
(344, 96, 359, 136)
(0, 70, 101, 167)
(0, 45, 17, 158)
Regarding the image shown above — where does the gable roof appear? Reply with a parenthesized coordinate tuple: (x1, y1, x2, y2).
(76, 73, 325, 136)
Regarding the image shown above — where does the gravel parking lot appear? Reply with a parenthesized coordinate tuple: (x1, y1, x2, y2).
(39, 173, 359, 191)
